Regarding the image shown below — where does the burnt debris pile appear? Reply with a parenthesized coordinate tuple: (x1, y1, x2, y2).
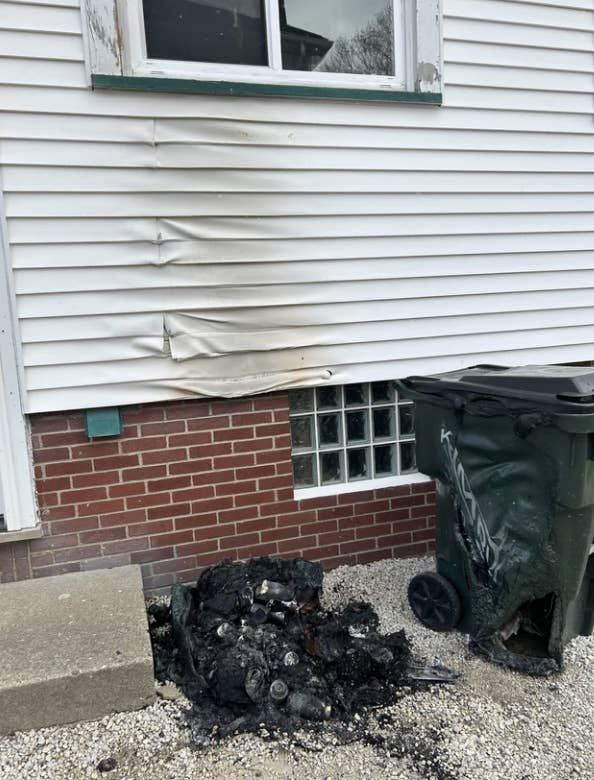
(149, 556, 416, 738)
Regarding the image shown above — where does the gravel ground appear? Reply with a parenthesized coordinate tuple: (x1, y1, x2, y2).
(1, 555, 592, 780)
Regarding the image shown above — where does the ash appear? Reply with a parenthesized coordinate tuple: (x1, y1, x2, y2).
(148, 556, 436, 745)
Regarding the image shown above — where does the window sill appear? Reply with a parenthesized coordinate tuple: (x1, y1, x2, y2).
(91, 74, 442, 105)
(294, 472, 431, 501)
(0, 525, 43, 545)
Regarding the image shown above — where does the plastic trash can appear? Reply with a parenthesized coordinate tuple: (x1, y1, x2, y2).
(396, 364, 594, 674)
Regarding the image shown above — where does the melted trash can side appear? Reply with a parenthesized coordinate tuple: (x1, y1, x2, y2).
(397, 373, 594, 674)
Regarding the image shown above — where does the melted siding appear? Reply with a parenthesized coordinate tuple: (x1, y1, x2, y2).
(1, 0, 594, 412)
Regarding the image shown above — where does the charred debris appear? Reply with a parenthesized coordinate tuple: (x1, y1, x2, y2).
(148, 556, 458, 743)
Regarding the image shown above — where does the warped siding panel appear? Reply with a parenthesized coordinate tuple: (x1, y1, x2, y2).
(1, 0, 594, 413)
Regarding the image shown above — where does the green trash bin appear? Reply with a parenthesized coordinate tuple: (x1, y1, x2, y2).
(396, 364, 594, 675)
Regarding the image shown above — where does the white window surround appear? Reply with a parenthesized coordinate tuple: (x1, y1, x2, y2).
(82, 0, 442, 98)
(294, 472, 431, 501)
(0, 190, 39, 533)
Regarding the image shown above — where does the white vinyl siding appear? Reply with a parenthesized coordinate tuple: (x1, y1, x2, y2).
(1, 0, 594, 413)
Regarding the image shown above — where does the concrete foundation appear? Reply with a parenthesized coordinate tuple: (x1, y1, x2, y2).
(0, 565, 155, 735)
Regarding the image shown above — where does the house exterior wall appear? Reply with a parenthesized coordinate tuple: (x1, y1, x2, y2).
(1, 0, 594, 414)
(0, 391, 436, 592)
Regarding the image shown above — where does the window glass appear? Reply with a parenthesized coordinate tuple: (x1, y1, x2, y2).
(143, 0, 268, 66)
(280, 0, 394, 75)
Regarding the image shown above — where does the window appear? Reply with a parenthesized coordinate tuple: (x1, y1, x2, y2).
(84, 1, 442, 101)
(289, 381, 428, 498)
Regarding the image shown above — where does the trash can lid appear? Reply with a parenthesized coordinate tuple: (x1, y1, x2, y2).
(400, 364, 594, 413)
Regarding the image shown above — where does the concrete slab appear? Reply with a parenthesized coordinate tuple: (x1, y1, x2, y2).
(0, 565, 155, 735)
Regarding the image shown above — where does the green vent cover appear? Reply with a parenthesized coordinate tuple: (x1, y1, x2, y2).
(85, 408, 122, 438)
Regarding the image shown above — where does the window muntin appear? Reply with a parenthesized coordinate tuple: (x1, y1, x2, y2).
(289, 381, 416, 490)
(134, 0, 407, 89)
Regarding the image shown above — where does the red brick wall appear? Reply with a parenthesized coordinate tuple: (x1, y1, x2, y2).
(1, 391, 436, 592)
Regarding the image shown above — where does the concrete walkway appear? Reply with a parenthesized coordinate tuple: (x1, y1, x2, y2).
(0, 565, 154, 735)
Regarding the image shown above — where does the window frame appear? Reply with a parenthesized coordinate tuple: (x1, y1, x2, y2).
(288, 383, 431, 500)
(82, 0, 443, 103)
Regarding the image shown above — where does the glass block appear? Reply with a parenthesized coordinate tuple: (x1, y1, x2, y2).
(318, 413, 341, 447)
(348, 448, 369, 481)
(143, 0, 268, 66)
(290, 416, 313, 450)
(289, 388, 314, 414)
(345, 383, 367, 406)
(346, 410, 368, 443)
(399, 404, 415, 437)
(400, 441, 416, 473)
(317, 386, 340, 409)
(371, 380, 394, 404)
(320, 451, 342, 484)
(373, 407, 394, 440)
(292, 454, 316, 488)
(374, 444, 395, 476)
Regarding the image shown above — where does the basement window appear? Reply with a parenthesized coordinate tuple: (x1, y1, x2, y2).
(289, 381, 429, 498)
(84, 1, 443, 101)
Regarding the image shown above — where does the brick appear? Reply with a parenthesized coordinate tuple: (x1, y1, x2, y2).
(176, 514, 216, 530)
(101, 537, 150, 555)
(71, 442, 119, 459)
(121, 436, 167, 453)
(213, 453, 254, 470)
(231, 412, 272, 426)
(196, 523, 236, 540)
(412, 480, 434, 493)
(376, 531, 413, 548)
(320, 554, 357, 569)
(273, 408, 290, 422)
(340, 538, 377, 555)
(318, 530, 355, 546)
(147, 503, 191, 520)
(152, 555, 197, 575)
(50, 516, 99, 535)
(261, 526, 300, 542)
(302, 544, 340, 560)
(316, 505, 358, 521)
(411, 506, 433, 519)
(391, 494, 425, 509)
(278, 535, 316, 553)
(259, 500, 296, 518)
(38, 492, 59, 507)
(204, 468, 236, 485)
(53, 544, 102, 564)
(171, 486, 215, 503)
(168, 461, 205, 476)
(412, 528, 436, 543)
(77, 498, 125, 517)
(30, 533, 78, 552)
(125, 406, 165, 424)
(122, 465, 167, 481)
(141, 420, 186, 436)
(340, 513, 375, 529)
(273, 434, 291, 450)
(40, 430, 88, 447)
(175, 539, 219, 557)
(142, 447, 188, 465)
(234, 437, 272, 454)
(128, 519, 173, 537)
(149, 530, 193, 548)
(148, 475, 192, 492)
(355, 523, 391, 539)
(36, 477, 72, 494)
(72, 470, 120, 488)
(93, 454, 139, 471)
(79, 526, 127, 545)
(235, 490, 276, 508)
(218, 505, 259, 523)
(391, 541, 429, 557)
(130, 548, 174, 564)
(46, 459, 93, 477)
(60, 486, 107, 504)
(220, 532, 258, 550)
(186, 415, 231, 432)
(235, 517, 275, 534)
(33, 562, 81, 578)
(33, 446, 70, 464)
(30, 416, 70, 434)
(356, 549, 391, 565)
(109, 481, 147, 498)
(211, 399, 252, 415)
(166, 429, 209, 449)
(165, 402, 210, 420)
(213, 426, 254, 443)
(298, 496, 337, 510)
(234, 542, 279, 560)
(39, 505, 76, 522)
(29, 551, 52, 567)
(215, 480, 257, 497)
(254, 449, 283, 465)
(81, 553, 132, 571)
(99, 508, 147, 527)
(126, 492, 171, 509)
(235, 464, 276, 480)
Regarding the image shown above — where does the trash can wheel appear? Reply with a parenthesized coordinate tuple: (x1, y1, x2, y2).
(408, 571, 462, 632)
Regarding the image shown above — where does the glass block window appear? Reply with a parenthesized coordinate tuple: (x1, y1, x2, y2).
(288, 381, 416, 489)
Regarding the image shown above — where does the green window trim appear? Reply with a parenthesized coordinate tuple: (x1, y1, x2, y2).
(91, 74, 442, 105)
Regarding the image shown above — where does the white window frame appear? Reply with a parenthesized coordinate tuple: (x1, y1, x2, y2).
(289, 383, 431, 500)
(0, 191, 38, 533)
(82, 0, 442, 96)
